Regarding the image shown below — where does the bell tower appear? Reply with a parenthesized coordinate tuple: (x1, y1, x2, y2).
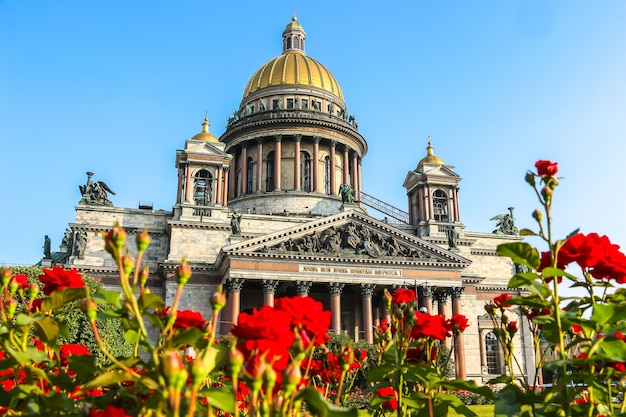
(402, 140, 463, 237)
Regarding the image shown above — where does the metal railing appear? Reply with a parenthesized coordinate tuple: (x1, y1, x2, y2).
(359, 191, 410, 224)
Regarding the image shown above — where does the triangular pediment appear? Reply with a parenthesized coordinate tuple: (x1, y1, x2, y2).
(403, 164, 460, 189)
(220, 210, 471, 268)
(184, 139, 228, 157)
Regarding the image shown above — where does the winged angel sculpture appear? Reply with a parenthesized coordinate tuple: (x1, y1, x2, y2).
(79, 172, 115, 206)
(490, 207, 519, 235)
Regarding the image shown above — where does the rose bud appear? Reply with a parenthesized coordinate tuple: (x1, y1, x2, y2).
(210, 289, 226, 313)
(140, 267, 150, 286)
(339, 346, 355, 373)
(5, 299, 17, 319)
(1, 268, 11, 287)
(524, 172, 536, 186)
(506, 321, 518, 335)
(122, 252, 134, 276)
(176, 258, 192, 286)
(82, 299, 98, 322)
(29, 283, 40, 300)
(282, 363, 302, 394)
(161, 350, 186, 386)
(532, 209, 543, 224)
(136, 228, 151, 253)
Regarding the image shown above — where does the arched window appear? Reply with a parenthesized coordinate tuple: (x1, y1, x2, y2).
(266, 151, 275, 192)
(294, 37, 299, 49)
(300, 151, 311, 192)
(485, 332, 500, 374)
(324, 156, 331, 195)
(193, 169, 212, 206)
(433, 189, 449, 221)
(286, 37, 292, 49)
(246, 157, 254, 194)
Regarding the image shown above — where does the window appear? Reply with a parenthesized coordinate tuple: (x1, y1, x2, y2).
(301, 99, 308, 110)
(300, 151, 311, 192)
(324, 156, 331, 194)
(193, 169, 212, 206)
(273, 99, 282, 110)
(433, 189, 449, 221)
(266, 151, 275, 192)
(294, 37, 299, 49)
(287, 99, 294, 109)
(246, 157, 254, 194)
(485, 332, 499, 374)
(286, 37, 291, 49)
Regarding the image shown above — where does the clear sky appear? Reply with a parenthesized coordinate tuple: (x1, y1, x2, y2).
(1, 1, 625, 267)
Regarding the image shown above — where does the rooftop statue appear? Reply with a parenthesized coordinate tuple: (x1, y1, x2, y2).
(491, 207, 519, 236)
(339, 184, 356, 204)
(79, 172, 115, 206)
(43, 235, 51, 258)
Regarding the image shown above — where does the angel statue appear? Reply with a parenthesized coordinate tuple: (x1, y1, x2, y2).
(490, 207, 519, 236)
(79, 172, 116, 206)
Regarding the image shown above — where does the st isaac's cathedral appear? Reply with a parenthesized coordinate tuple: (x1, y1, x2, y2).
(51, 17, 535, 383)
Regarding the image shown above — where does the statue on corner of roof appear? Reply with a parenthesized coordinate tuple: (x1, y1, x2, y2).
(79, 172, 115, 207)
(43, 235, 51, 258)
(490, 207, 519, 236)
(339, 184, 356, 204)
(446, 225, 459, 251)
(231, 212, 242, 236)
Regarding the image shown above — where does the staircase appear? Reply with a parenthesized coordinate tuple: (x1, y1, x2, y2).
(358, 191, 410, 224)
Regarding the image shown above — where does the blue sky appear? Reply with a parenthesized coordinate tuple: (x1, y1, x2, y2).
(1, 1, 625, 266)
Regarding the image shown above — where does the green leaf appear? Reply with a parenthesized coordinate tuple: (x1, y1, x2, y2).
(83, 370, 134, 390)
(67, 354, 98, 384)
(93, 287, 123, 308)
(200, 386, 236, 414)
(295, 387, 358, 417)
(33, 316, 60, 349)
(494, 387, 521, 417)
(171, 327, 205, 348)
(366, 364, 397, 382)
(124, 329, 139, 344)
(146, 312, 165, 329)
(541, 267, 578, 283)
(138, 292, 165, 311)
(440, 379, 496, 401)
(496, 242, 540, 270)
(41, 287, 89, 311)
(15, 313, 42, 326)
(519, 228, 537, 237)
(508, 272, 540, 288)
(591, 303, 615, 326)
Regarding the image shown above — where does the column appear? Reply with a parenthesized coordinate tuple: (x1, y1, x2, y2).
(228, 151, 236, 200)
(417, 188, 425, 222)
(256, 139, 263, 193)
(351, 152, 358, 191)
(342, 147, 349, 186)
(436, 290, 451, 349)
(450, 287, 466, 379)
(313, 136, 320, 192)
(357, 157, 362, 198)
(221, 278, 245, 335)
(294, 134, 301, 191)
(240, 146, 247, 195)
(329, 141, 337, 195)
(184, 165, 193, 202)
(361, 283, 376, 343)
(274, 135, 282, 191)
(419, 285, 434, 314)
(262, 279, 279, 306)
(176, 166, 184, 204)
(295, 280, 312, 297)
(216, 165, 223, 205)
(222, 166, 229, 205)
(454, 186, 461, 222)
(328, 282, 345, 334)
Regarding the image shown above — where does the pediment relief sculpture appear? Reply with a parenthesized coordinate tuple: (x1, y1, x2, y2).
(255, 221, 438, 261)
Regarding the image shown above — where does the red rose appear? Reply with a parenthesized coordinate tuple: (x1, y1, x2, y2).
(391, 288, 416, 305)
(13, 273, 29, 288)
(59, 343, 91, 366)
(535, 160, 558, 177)
(158, 307, 205, 330)
(411, 311, 448, 341)
(89, 405, 132, 417)
(274, 296, 331, 347)
(38, 266, 85, 295)
(493, 293, 513, 309)
(375, 386, 398, 410)
(447, 313, 469, 334)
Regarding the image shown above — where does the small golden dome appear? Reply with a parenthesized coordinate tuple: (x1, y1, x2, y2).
(417, 140, 444, 167)
(191, 117, 219, 142)
(242, 52, 344, 101)
(283, 16, 303, 34)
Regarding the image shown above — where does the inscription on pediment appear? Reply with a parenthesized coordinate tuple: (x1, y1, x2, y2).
(255, 221, 439, 261)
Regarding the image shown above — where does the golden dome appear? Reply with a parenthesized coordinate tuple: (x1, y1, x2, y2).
(242, 52, 344, 101)
(417, 140, 444, 167)
(283, 16, 303, 34)
(191, 117, 219, 142)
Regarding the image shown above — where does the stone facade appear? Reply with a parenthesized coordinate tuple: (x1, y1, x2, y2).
(54, 17, 534, 384)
